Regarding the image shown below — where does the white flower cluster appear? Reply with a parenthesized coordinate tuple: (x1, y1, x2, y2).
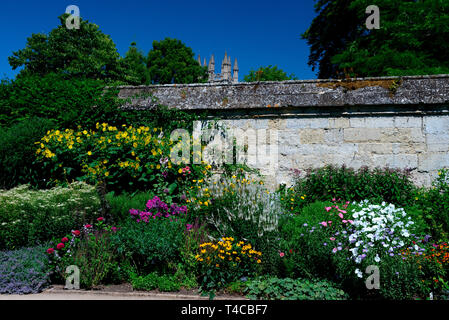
(347, 200, 417, 265)
(201, 175, 283, 238)
(0, 182, 101, 226)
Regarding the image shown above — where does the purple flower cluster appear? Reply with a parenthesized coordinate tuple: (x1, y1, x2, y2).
(129, 196, 187, 223)
(0, 246, 51, 294)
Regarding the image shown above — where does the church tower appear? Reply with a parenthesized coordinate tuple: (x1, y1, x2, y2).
(204, 52, 239, 83)
(233, 58, 239, 83)
(208, 54, 215, 82)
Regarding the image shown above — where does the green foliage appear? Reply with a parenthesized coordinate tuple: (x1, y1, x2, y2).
(375, 255, 428, 300)
(130, 266, 196, 292)
(130, 272, 160, 291)
(244, 65, 297, 82)
(278, 201, 431, 300)
(0, 117, 55, 189)
(0, 73, 123, 129)
(111, 218, 185, 274)
(0, 182, 100, 250)
(244, 277, 348, 300)
(195, 238, 262, 296)
(120, 42, 150, 85)
(189, 175, 283, 275)
(225, 280, 247, 295)
(413, 169, 449, 239)
(106, 191, 153, 223)
(147, 38, 208, 84)
(288, 166, 417, 209)
(126, 104, 205, 134)
(59, 229, 118, 289)
(303, 0, 449, 78)
(35, 123, 211, 195)
(302, 0, 362, 78)
(9, 14, 124, 82)
(47, 220, 121, 289)
(279, 212, 337, 279)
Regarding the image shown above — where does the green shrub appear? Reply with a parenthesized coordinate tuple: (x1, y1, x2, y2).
(244, 277, 348, 300)
(374, 255, 428, 300)
(286, 165, 417, 209)
(279, 212, 337, 279)
(189, 174, 283, 275)
(0, 74, 122, 130)
(0, 182, 101, 250)
(106, 191, 153, 223)
(111, 217, 185, 274)
(130, 272, 182, 292)
(47, 219, 121, 289)
(413, 169, 449, 239)
(195, 237, 262, 296)
(35, 123, 211, 195)
(0, 117, 55, 189)
(279, 199, 431, 299)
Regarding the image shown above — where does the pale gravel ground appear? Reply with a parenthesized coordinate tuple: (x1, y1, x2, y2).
(0, 287, 247, 301)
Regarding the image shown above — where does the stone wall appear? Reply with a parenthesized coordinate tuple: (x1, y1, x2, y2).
(118, 75, 449, 188)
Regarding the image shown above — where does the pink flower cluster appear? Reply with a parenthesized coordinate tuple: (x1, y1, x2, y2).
(46, 217, 116, 255)
(129, 196, 187, 223)
(47, 231, 81, 255)
(321, 199, 353, 227)
(181, 166, 191, 177)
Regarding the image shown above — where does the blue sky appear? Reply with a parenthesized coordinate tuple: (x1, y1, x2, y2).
(0, 0, 318, 81)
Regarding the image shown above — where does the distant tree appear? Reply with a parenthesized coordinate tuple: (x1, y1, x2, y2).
(8, 14, 124, 82)
(244, 65, 297, 82)
(120, 42, 150, 85)
(147, 38, 207, 84)
(302, 0, 449, 78)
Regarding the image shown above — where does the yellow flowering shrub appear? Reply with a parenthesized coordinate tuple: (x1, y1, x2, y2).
(35, 123, 211, 196)
(196, 237, 262, 293)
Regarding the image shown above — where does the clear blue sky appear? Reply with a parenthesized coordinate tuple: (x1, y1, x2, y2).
(0, 0, 318, 81)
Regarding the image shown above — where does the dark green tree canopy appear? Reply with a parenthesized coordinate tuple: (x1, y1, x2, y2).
(120, 42, 150, 85)
(244, 65, 297, 82)
(302, 0, 449, 78)
(147, 38, 207, 84)
(8, 14, 124, 82)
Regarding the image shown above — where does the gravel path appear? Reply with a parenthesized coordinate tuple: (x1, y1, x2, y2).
(0, 285, 247, 300)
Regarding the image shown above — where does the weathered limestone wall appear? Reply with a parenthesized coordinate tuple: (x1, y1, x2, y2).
(118, 75, 449, 188)
(211, 115, 449, 187)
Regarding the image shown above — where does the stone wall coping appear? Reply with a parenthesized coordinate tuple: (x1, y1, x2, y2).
(118, 74, 449, 111)
(117, 74, 449, 89)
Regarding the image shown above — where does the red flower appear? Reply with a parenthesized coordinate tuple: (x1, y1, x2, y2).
(279, 252, 285, 258)
(289, 249, 293, 254)
(97, 217, 104, 222)
(84, 224, 92, 229)
(72, 230, 81, 237)
(46, 248, 55, 254)
(56, 243, 65, 250)
(61, 237, 69, 243)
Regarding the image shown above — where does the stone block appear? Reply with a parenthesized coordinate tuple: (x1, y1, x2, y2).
(300, 129, 325, 144)
(359, 143, 393, 154)
(419, 153, 449, 171)
(344, 128, 383, 142)
(329, 118, 350, 129)
(394, 117, 422, 128)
